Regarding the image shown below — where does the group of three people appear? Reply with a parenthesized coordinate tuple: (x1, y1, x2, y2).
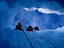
(15, 22, 39, 31)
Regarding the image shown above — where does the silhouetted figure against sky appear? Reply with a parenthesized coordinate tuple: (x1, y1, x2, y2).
(34, 26, 39, 31)
(26, 25, 33, 32)
(15, 22, 23, 31)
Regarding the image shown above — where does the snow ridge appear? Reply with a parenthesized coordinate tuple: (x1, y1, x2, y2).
(24, 7, 64, 15)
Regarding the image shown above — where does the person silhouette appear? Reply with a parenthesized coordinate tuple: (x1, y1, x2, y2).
(34, 26, 39, 31)
(15, 22, 23, 31)
(26, 25, 33, 32)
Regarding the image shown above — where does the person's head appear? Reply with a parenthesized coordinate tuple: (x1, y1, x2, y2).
(29, 25, 31, 26)
(35, 26, 38, 27)
(17, 22, 21, 25)
(28, 25, 32, 27)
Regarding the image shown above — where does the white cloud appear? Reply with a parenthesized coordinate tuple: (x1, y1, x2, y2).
(23, 7, 64, 15)
(56, 26, 64, 31)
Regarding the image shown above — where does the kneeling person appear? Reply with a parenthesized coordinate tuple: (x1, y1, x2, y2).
(34, 26, 39, 31)
(26, 25, 33, 32)
(15, 22, 23, 31)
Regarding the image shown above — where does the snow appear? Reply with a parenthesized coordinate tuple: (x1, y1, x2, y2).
(0, 0, 64, 48)
(0, 28, 64, 48)
(0, 28, 31, 48)
(56, 26, 64, 31)
(23, 7, 64, 15)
